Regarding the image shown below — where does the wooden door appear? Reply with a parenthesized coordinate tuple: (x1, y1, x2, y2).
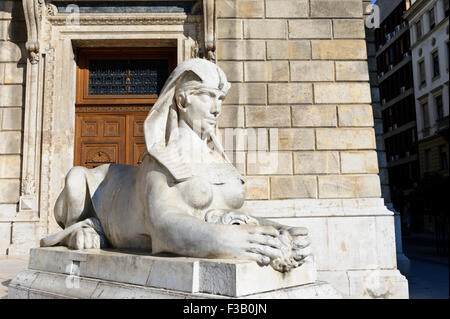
(74, 112, 148, 168)
(74, 48, 176, 168)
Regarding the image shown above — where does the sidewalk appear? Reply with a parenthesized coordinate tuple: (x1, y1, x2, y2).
(407, 258, 449, 299)
(0, 255, 29, 299)
(402, 232, 449, 299)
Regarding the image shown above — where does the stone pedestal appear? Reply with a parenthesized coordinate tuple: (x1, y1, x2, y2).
(8, 247, 342, 299)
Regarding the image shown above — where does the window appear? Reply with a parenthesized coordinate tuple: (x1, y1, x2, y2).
(429, 7, 435, 30)
(445, 0, 449, 16)
(416, 19, 423, 40)
(418, 60, 426, 85)
(76, 48, 176, 105)
(435, 95, 444, 120)
(440, 146, 449, 170)
(421, 102, 430, 128)
(432, 51, 440, 78)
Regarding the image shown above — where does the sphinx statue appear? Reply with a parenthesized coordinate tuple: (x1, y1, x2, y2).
(40, 58, 312, 272)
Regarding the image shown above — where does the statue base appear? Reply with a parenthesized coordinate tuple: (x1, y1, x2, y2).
(8, 247, 342, 299)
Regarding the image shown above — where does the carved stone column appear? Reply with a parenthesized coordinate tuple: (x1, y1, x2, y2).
(19, 0, 44, 217)
(203, 0, 216, 61)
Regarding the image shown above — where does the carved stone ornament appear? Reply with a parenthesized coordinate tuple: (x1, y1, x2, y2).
(21, 175, 36, 195)
(22, 0, 42, 64)
(40, 59, 313, 273)
(203, 0, 216, 61)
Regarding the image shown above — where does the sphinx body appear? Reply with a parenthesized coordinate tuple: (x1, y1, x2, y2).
(41, 59, 311, 272)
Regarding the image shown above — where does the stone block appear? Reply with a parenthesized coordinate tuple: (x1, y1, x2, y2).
(0, 155, 21, 178)
(0, 42, 22, 62)
(270, 176, 318, 199)
(333, 19, 366, 38)
(244, 176, 269, 200)
(0, 179, 20, 203)
(289, 20, 332, 39)
(326, 216, 378, 270)
(225, 152, 246, 175)
(268, 83, 313, 104)
(217, 40, 265, 60)
(312, 40, 367, 60)
(338, 105, 374, 127)
(266, 0, 309, 18)
(221, 128, 269, 153)
(311, 0, 363, 18)
(217, 61, 243, 82)
(221, 128, 248, 151)
(244, 19, 287, 39)
(294, 151, 340, 174)
(0, 131, 21, 153)
(291, 61, 334, 82)
(244, 61, 289, 82)
(314, 83, 371, 104)
(292, 105, 337, 127)
(23, 247, 317, 297)
(0, 84, 23, 106)
(247, 151, 293, 175)
(225, 83, 266, 105)
(217, 19, 243, 39)
(10, 222, 37, 255)
(267, 40, 311, 60)
(0, 203, 17, 221)
(1, 107, 22, 130)
(375, 215, 397, 269)
(245, 106, 290, 127)
(271, 128, 315, 151)
(316, 128, 376, 150)
(336, 61, 369, 81)
(3, 63, 25, 84)
(217, 0, 264, 18)
(318, 175, 381, 198)
(340, 151, 379, 174)
(0, 64, 4, 84)
(217, 105, 244, 128)
(347, 269, 408, 299)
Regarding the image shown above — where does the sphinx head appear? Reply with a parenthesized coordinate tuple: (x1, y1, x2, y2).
(170, 60, 230, 136)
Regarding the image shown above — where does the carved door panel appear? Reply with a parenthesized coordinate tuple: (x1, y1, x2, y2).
(75, 112, 148, 168)
(128, 115, 147, 166)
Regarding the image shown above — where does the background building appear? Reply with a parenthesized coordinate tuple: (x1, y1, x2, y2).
(374, 0, 420, 233)
(404, 0, 449, 254)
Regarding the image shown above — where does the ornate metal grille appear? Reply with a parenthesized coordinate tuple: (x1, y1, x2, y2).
(88, 59, 168, 95)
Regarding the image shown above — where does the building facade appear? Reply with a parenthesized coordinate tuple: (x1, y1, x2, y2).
(404, 0, 449, 242)
(0, 0, 408, 297)
(374, 0, 420, 220)
(406, 0, 449, 178)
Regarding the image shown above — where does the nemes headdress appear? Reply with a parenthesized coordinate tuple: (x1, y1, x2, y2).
(143, 58, 231, 181)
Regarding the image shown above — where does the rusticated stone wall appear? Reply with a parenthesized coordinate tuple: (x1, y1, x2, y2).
(0, 0, 27, 255)
(215, 0, 381, 201)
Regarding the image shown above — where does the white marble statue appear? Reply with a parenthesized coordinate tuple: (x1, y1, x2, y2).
(40, 58, 311, 272)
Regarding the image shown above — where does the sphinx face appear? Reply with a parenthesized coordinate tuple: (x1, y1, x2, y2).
(181, 87, 226, 136)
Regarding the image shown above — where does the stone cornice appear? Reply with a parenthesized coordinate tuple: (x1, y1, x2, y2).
(47, 13, 201, 25)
